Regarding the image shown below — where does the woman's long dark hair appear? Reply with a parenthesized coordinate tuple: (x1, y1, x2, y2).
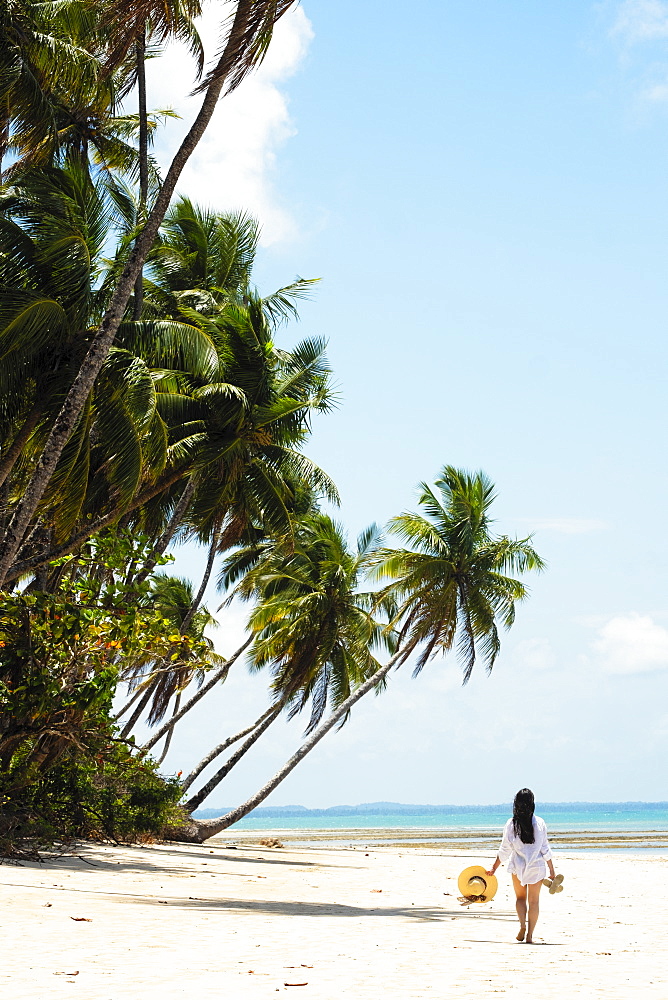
(512, 788, 535, 843)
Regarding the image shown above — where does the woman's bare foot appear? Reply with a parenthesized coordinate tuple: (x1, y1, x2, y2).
(525, 936, 533, 944)
(517, 925, 526, 942)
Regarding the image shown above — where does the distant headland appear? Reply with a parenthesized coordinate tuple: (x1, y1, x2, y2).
(193, 800, 668, 819)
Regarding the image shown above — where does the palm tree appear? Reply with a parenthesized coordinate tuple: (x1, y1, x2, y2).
(372, 466, 546, 679)
(101, 225, 335, 575)
(146, 198, 260, 318)
(235, 515, 392, 731)
(180, 514, 393, 812)
(0, 0, 104, 177)
(102, 0, 204, 318)
(171, 467, 544, 841)
(0, 162, 217, 546)
(146, 196, 318, 327)
(135, 477, 323, 763)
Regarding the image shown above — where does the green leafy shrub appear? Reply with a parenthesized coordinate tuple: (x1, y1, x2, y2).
(0, 531, 212, 853)
(1, 716, 183, 850)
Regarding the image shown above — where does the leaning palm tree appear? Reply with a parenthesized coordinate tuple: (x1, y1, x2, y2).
(241, 515, 392, 732)
(0, 162, 217, 546)
(171, 466, 544, 841)
(135, 478, 323, 760)
(180, 514, 393, 812)
(2, 252, 336, 587)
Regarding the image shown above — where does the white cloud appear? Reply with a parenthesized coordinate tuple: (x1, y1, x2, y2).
(513, 637, 556, 672)
(144, 5, 314, 245)
(515, 517, 609, 535)
(641, 80, 668, 99)
(612, 0, 668, 41)
(592, 612, 668, 673)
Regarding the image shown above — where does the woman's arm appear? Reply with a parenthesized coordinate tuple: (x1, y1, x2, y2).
(486, 855, 501, 876)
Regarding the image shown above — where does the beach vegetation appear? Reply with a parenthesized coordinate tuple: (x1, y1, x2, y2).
(0, 531, 209, 850)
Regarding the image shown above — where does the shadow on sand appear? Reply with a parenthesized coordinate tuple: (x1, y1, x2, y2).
(32, 842, 360, 876)
(127, 894, 518, 923)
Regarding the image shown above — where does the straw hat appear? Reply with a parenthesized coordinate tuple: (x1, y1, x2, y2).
(457, 865, 498, 901)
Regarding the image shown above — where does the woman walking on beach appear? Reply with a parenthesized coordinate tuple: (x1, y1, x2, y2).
(486, 788, 559, 944)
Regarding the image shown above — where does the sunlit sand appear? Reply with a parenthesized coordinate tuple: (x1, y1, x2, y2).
(1, 840, 666, 998)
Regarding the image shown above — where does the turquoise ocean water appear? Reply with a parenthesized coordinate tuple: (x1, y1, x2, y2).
(194, 801, 668, 833)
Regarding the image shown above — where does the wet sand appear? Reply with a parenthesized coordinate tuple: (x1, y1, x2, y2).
(1, 838, 667, 999)
(215, 826, 668, 851)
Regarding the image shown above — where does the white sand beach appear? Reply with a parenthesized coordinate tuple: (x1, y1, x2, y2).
(1, 839, 666, 1000)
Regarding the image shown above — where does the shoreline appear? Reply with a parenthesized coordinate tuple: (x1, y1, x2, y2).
(2, 839, 667, 998)
(208, 826, 668, 852)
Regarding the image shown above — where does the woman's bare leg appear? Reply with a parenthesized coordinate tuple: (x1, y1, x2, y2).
(511, 874, 527, 941)
(525, 880, 543, 943)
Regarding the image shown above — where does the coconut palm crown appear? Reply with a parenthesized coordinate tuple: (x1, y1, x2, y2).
(371, 466, 545, 681)
(222, 514, 395, 734)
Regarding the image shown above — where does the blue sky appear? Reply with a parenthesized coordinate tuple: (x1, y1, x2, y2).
(136, 0, 668, 809)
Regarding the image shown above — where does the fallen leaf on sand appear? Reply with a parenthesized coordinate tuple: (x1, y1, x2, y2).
(284, 983, 308, 987)
(371, 889, 382, 893)
(44, 903, 52, 907)
(70, 917, 91, 922)
(301, 965, 313, 968)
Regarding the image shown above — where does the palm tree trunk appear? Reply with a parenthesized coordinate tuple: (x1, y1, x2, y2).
(156, 692, 180, 766)
(178, 528, 219, 635)
(113, 682, 147, 722)
(132, 477, 197, 587)
(183, 702, 283, 811)
(140, 637, 251, 753)
(180, 703, 279, 794)
(170, 647, 408, 842)
(5, 467, 189, 584)
(0, 402, 43, 489)
(133, 27, 148, 321)
(0, 102, 9, 182)
(0, 0, 291, 586)
(119, 685, 154, 740)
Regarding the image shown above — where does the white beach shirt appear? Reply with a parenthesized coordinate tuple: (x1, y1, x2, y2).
(497, 815, 553, 886)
